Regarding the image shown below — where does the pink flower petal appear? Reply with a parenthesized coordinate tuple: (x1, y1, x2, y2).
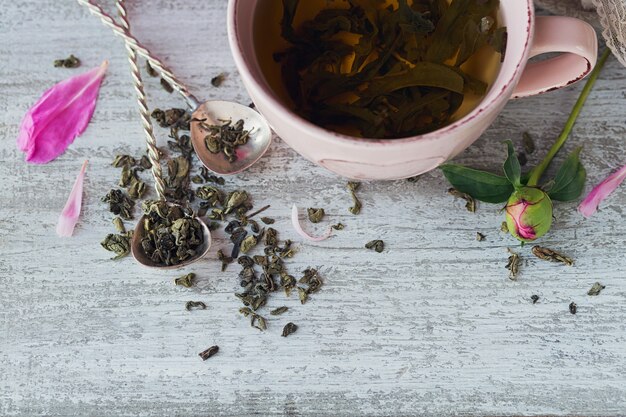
(291, 204, 332, 242)
(56, 160, 88, 237)
(18, 61, 108, 164)
(578, 164, 626, 218)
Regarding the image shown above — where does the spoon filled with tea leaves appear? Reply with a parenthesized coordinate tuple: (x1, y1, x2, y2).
(114, 0, 211, 269)
(77, 0, 272, 176)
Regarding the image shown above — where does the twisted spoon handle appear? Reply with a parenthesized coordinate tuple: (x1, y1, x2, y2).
(115, 0, 165, 200)
(76, 0, 200, 109)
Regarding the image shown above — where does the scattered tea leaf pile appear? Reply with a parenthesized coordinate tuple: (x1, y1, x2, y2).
(275, 0, 506, 138)
(99, 66, 326, 335)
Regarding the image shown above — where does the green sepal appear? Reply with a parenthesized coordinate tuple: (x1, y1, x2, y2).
(503, 140, 522, 189)
(440, 164, 514, 203)
(547, 147, 587, 201)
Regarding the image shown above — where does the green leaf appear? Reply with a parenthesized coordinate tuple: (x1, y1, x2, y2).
(440, 164, 514, 203)
(547, 147, 587, 201)
(503, 140, 521, 188)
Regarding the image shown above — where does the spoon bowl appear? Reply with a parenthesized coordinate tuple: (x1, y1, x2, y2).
(131, 208, 212, 270)
(190, 100, 272, 175)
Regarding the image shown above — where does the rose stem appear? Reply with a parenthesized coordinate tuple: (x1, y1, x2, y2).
(527, 48, 611, 187)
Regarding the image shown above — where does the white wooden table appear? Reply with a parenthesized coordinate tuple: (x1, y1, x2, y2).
(1, 1, 625, 416)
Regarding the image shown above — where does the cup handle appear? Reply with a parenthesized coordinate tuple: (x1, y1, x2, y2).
(512, 16, 597, 99)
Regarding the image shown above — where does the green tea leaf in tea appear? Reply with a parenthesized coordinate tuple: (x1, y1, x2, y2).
(547, 147, 586, 202)
(186, 301, 207, 311)
(281, 322, 298, 337)
(440, 165, 514, 203)
(448, 188, 476, 213)
(101, 233, 131, 260)
(307, 208, 325, 223)
(274, 0, 504, 138)
(199, 345, 219, 360)
(175, 273, 195, 288)
(54, 54, 80, 68)
(347, 181, 362, 214)
(587, 282, 605, 296)
(531, 246, 573, 266)
(365, 239, 385, 253)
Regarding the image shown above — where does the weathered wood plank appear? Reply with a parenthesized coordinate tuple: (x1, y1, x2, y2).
(1, 1, 625, 416)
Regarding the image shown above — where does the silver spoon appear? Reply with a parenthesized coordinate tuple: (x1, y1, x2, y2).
(115, 0, 211, 269)
(77, 0, 272, 175)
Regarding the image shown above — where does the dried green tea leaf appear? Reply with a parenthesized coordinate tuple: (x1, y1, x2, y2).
(186, 301, 207, 311)
(175, 273, 195, 288)
(331, 223, 345, 230)
(347, 181, 362, 215)
(476, 232, 486, 241)
(500, 221, 509, 233)
(307, 207, 325, 223)
(195, 118, 251, 163)
(270, 306, 289, 316)
(101, 233, 131, 260)
(217, 249, 233, 272)
(102, 189, 135, 220)
(211, 73, 226, 87)
(531, 294, 539, 304)
(587, 282, 605, 296)
(240, 235, 258, 254)
(365, 239, 384, 253)
(531, 246, 573, 266)
(260, 217, 275, 225)
(54, 54, 80, 68)
(569, 302, 577, 315)
(281, 322, 298, 337)
(506, 249, 520, 280)
(199, 345, 219, 360)
(297, 286, 308, 304)
(448, 188, 476, 213)
(160, 77, 174, 93)
(406, 176, 420, 183)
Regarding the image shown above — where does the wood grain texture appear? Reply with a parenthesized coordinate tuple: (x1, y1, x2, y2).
(1, 1, 626, 416)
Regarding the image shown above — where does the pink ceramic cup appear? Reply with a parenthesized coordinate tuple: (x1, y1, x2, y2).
(227, 1, 597, 180)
